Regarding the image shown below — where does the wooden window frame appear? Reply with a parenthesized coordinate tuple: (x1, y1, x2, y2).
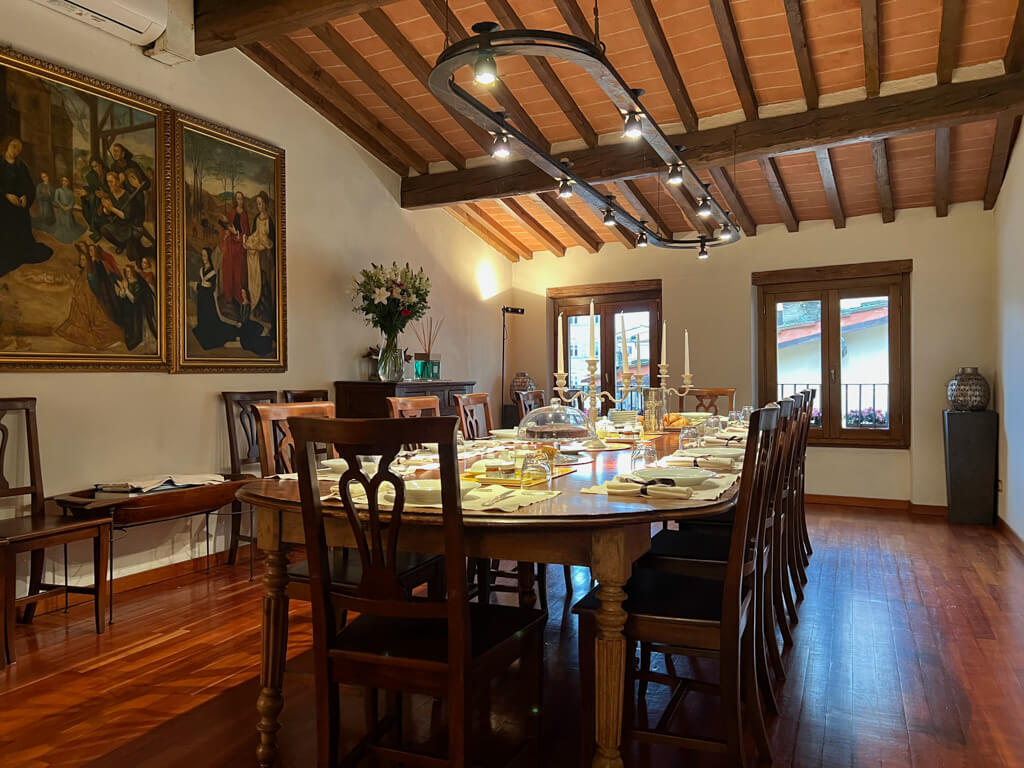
(547, 280, 662, 414)
(754, 261, 912, 449)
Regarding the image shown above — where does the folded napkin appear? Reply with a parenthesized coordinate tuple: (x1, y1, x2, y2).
(583, 472, 739, 502)
(703, 435, 746, 447)
(321, 482, 558, 513)
(96, 473, 224, 493)
(661, 454, 736, 471)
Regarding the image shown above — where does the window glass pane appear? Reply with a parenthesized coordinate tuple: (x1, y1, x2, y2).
(839, 296, 889, 429)
(776, 300, 822, 426)
(615, 311, 650, 411)
(567, 314, 598, 391)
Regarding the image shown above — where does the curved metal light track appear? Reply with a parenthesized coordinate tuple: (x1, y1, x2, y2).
(429, 27, 739, 250)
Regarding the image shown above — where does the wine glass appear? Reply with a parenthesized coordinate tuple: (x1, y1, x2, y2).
(728, 410, 742, 425)
(678, 426, 701, 451)
(520, 450, 552, 490)
(740, 405, 753, 424)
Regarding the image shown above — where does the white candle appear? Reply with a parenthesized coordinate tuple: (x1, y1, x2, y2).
(684, 328, 690, 375)
(634, 331, 641, 380)
(619, 314, 628, 379)
(661, 321, 667, 366)
(588, 300, 595, 358)
(557, 312, 565, 374)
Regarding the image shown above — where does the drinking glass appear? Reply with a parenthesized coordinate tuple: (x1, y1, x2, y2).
(520, 451, 552, 490)
(630, 439, 658, 473)
(728, 410, 742, 425)
(678, 426, 701, 451)
(740, 405, 753, 424)
(705, 415, 725, 436)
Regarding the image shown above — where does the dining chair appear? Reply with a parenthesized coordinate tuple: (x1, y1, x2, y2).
(251, 402, 443, 611)
(515, 389, 546, 420)
(0, 397, 112, 665)
(574, 406, 782, 768)
(452, 392, 493, 440)
(222, 390, 278, 579)
(289, 414, 546, 767)
(682, 387, 737, 415)
(282, 388, 330, 403)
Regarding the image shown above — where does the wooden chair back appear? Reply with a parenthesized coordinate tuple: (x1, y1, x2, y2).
(222, 391, 278, 475)
(722, 405, 781, 633)
(283, 389, 329, 403)
(682, 387, 737, 415)
(0, 397, 45, 517)
(516, 390, 546, 420)
(251, 402, 337, 477)
(453, 392, 493, 440)
(289, 415, 469, 694)
(386, 396, 440, 419)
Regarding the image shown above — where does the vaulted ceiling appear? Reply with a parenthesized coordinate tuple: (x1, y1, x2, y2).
(195, 0, 1024, 261)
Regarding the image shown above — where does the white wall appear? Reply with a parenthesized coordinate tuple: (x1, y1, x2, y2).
(509, 205, 997, 506)
(994, 139, 1024, 540)
(1, 5, 513, 584)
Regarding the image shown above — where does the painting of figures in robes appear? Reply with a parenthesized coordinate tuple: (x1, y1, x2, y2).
(0, 49, 168, 368)
(174, 115, 285, 372)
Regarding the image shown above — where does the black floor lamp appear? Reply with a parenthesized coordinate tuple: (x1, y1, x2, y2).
(500, 305, 524, 428)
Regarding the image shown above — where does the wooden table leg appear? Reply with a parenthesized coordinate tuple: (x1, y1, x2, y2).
(517, 561, 537, 608)
(589, 530, 631, 768)
(93, 525, 109, 635)
(257, 519, 289, 768)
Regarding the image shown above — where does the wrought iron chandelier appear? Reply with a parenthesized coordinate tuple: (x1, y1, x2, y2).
(429, 21, 739, 253)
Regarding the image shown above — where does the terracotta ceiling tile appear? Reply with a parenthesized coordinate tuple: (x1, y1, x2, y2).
(565, 194, 617, 243)
(729, 0, 805, 106)
(730, 158, 783, 226)
(801, 1, 865, 94)
(887, 130, 936, 210)
(774, 152, 831, 222)
(828, 142, 878, 218)
(517, 195, 579, 248)
(950, 120, 998, 203)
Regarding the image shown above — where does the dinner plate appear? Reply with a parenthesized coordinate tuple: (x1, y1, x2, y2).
(387, 479, 473, 505)
(677, 447, 745, 459)
(632, 467, 714, 487)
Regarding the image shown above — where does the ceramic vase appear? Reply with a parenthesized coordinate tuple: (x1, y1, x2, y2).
(946, 367, 990, 411)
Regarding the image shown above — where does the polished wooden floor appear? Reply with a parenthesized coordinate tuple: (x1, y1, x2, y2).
(2, 506, 1023, 768)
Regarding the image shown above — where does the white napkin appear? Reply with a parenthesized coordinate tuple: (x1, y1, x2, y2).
(583, 473, 738, 502)
(660, 454, 736, 471)
(703, 435, 746, 447)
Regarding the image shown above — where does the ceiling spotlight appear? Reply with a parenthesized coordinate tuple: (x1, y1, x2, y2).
(696, 196, 713, 218)
(474, 52, 498, 85)
(602, 208, 616, 226)
(491, 133, 510, 159)
(697, 237, 710, 260)
(623, 112, 642, 139)
(557, 178, 573, 198)
(637, 231, 649, 247)
(667, 164, 684, 185)
(718, 228, 733, 242)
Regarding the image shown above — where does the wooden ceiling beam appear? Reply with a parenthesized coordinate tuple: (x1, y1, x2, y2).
(937, 0, 966, 85)
(483, 0, 597, 148)
(195, 0, 399, 55)
(311, 23, 466, 169)
(708, 167, 757, 237)
(861, 0, 880, 97)
(359, 8, 494, 152)
(629, 0, 699, 131)
(600, 186, 639, 248)
(816, 147, 846, 228)
(418, 0, 549, 150)
(783, 0, 818, 109)
(464, 203, 534, 260)
(870, 139, 895, 223)
(709, 0, 758, 121)
(935, 127, 951, 217)
(984, 113, 1017, 209)
(758, 157, 799, 232)
(614, 181, 672, 237)
(243, 43, 408, 176)
(446, 206, 520, 262)
(1007, 2, 1024, 73)
(662, 181, 715, 237)
(553, 0, 594, 40)
(499, 198, 568, 256)
(401, 72, 1024, 208)
(267, 36, 428, 174)
(534, 192, 604, 253)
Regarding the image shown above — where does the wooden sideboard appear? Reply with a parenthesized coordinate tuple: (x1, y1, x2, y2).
(333, 380, 476, 417)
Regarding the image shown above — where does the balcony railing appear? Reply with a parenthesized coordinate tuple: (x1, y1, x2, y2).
(776, 382, 889, 429)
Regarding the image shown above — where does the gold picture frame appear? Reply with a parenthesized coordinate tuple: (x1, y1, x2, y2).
(171, 114, 286, 372)
(0, 48, 171, 370)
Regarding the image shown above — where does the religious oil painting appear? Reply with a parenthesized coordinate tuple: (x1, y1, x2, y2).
(0, 49, 169, 368)
(173, 115, 285, 371)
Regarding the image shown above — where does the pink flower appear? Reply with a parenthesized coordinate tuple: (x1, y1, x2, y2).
(401, 309, 411, 317)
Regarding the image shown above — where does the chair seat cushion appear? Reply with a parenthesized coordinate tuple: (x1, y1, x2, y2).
(334, 602, 546, 662)
(287, 548, 441, 588)
(573, 569, 727, 623)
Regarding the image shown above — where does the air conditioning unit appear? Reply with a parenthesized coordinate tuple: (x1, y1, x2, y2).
(29, 0, 168, 46)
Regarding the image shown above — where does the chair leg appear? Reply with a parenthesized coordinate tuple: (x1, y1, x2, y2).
(94, 525, 109, 636)
(248, 506, 256, 582)
(227, 500, 243, 565)
(63, 543, 69, 614)
(536, 563, 548, 611)
(563, 564, 573, 596)
(314, 678, 340, 768)
(755, 585, 779, 716)
(743, 620, 773, 765)
(622, 640, 636, 747)
(2, 548, 14, 665)
(721, 632, 748, 768)
(637, 642, 652, 699)
(775, 525, 796, 645)
(788, 522, 805, 603)
(20, 548, 45, 624)
(577, 612, 596, 768)
(476, 559, 490, 604)
(108, 522, 116, 625)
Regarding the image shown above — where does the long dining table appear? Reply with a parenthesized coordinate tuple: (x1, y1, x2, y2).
(237, 434, 738, 768)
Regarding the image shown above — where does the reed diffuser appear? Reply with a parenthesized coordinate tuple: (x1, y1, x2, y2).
(412, 316, 444, 379)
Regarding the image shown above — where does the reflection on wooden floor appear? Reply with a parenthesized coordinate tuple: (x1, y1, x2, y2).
(2, 505, 1023, 767)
